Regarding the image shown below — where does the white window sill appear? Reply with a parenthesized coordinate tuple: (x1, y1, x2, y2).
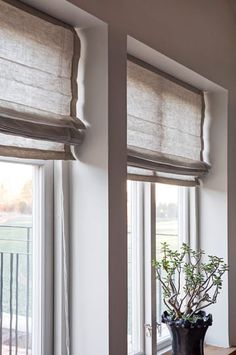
(129, 345, 172, 355)
(157, 347, 172, 355)
(157, 334, 171, 353)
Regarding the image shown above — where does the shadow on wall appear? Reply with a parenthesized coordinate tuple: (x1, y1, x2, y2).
(72, 25, 108, 166)
(203, 91, 228, 192)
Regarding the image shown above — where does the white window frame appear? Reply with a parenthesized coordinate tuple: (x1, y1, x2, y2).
(0, 158, 54, 355)
(128, 181, 144, 355)
(32, 160, 54, 355)
(128, 181, 195, 355)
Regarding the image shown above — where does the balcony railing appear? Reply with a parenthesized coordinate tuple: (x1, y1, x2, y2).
(0, 225, 32, 355)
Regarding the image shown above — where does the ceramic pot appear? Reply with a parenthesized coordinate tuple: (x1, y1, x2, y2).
(162, 311, 212, 355)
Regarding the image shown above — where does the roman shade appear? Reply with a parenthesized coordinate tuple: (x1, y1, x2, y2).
(0, 0, 85, 160)
(127, 56, 210, 186)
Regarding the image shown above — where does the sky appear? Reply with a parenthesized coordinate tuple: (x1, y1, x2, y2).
(0, 161, 33, 197)
(0, 163, 179, 204)
(156, 183, 179, 204)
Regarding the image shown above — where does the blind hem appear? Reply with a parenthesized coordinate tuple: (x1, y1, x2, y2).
(0, 115, 85, 146)
(128, 155, 210, 177)
(127, 173, 199, 187)
(0, 145, 74, 160)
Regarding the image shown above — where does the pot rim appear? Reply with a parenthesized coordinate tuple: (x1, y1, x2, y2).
(162, 310, 213, 329)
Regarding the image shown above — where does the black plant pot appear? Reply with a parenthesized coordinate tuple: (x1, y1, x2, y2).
(162, 311, 212, 355)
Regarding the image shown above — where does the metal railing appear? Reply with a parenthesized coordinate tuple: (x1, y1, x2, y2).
(0, 225, 32, 355)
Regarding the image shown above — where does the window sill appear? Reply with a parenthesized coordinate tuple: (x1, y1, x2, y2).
(157, 335, 171, 354)
(157, 345, 236, 355)
(205, 345, 236, 354)
(157, 346, 171, 355)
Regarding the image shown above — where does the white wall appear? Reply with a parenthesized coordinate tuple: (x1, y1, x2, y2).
(69, 25, 109, 355)
(69, 23, 127, 355)
(199, 92, 228, 347)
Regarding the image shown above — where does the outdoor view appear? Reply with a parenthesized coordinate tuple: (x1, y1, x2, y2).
(156, 184, 179, 340)
(0, 161, 33, 355)
(128, 181, 180, 354)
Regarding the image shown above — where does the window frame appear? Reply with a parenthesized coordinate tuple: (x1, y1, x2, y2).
(32, 160, 54, 355)
(128, 180, 195, 355)
(128, 181, 145, 355)
(0, 157, 54, 355)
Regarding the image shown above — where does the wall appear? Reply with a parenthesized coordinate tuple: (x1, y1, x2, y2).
(69, 24, 127, 355)
(69, 0, 236, 86)
(199, 92, 228, 347)
(22, 0, 236, 352)
(66, 0, 236, 352)
(69, 25, 110, 355)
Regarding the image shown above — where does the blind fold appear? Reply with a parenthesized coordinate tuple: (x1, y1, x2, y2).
(127, 56, 210, 186)
(0, 0, 85, 160)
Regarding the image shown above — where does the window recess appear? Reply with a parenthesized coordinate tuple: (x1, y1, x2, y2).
(127, 56, 203, 355)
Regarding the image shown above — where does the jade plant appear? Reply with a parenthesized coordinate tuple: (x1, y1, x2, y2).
(152, 242, 228, 323)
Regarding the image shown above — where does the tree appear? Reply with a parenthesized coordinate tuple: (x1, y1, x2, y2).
(18, 180, 32, 214)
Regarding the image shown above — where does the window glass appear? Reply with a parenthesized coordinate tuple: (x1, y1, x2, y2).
(156, 184, 180, 341)
(127, 181, 187, 354)
(0, 161, 33, 355)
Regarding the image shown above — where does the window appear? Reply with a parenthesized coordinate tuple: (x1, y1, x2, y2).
(128, 181, 144, 355)
(127, 180, 192, 355)
(0, 160, 53, 355)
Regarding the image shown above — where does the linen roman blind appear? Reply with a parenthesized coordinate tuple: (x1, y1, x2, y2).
(127, 56, 210, 186)
(0, 0, 85, 160)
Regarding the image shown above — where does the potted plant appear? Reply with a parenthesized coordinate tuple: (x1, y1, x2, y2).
(152, 242, 228, 355)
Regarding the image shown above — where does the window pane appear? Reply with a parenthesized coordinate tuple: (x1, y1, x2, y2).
(0, 162, 33, 355)
(156, 183, 180, 341)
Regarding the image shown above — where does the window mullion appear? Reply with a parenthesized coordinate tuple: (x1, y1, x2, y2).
(178, 186, 190, 245)
(137, 182, 145, 354)
(131, 182, 143, 352)
(189, 187, 199, 251)
(128, 181, 145, 355)
(151, 183, 157, 355)
(32, 162, 53, 355)
(143, 183, 157, 355)
(32, 165, 43, 355)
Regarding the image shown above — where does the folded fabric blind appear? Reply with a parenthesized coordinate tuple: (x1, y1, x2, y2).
(0, 0, 85, 160)
(127, 56, 210, 186)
